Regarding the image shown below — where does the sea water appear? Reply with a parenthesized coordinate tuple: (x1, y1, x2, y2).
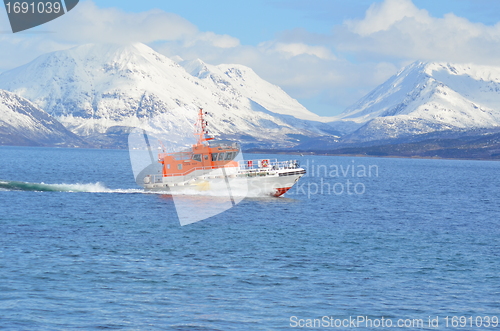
(0, 146, 499, 330)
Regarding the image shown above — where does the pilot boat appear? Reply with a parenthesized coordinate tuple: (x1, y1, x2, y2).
(140, 109, 306, 197)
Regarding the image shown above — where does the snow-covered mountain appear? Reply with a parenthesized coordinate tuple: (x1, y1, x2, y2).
(180, 58, 325, 122)
(333, 62, 500, 141)
(0, 43, 331, 148)
(0, 89, 86, 147)
(6, 43, 497, 149)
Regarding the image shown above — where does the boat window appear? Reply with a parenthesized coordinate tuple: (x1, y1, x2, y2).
(225, 152, 234, 160)
(211, 153, 218, 161)
(173, 152, 191, 161)
(192, 154, 202, 162)
(177, 164, 183, 170)
(167, 164, 171, 169)
(217, 152, 226, 161)
(204, 155, 209, 160)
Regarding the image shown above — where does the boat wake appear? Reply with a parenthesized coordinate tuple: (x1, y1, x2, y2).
(0, 179, 278, 198)
(0, 180, 143, 193)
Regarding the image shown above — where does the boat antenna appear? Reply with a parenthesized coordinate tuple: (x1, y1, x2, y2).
(196, 108, 213, 144)
(158, 139, 166, 153)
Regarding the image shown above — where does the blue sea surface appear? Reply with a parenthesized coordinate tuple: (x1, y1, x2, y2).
(0, 146, 499, 330)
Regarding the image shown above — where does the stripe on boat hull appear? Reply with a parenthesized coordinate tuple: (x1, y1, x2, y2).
(273, 187, 292, 197)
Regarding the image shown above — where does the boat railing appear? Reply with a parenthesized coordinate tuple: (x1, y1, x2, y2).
(237, 159, 300, 171)
(145, 158, 301, 184)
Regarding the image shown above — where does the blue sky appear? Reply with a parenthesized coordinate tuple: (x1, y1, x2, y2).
(1, 0, 500, 116)
(95, 0, 500, 45)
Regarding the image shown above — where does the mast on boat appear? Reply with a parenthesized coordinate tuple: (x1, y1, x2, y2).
(195, 108, 213, 145)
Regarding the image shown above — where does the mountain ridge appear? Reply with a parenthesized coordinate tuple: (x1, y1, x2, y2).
(2, 44, 500, 155)
(0, 89, 88, 147)
(0, 43, 334, 149)
(332, 61, 500, 142)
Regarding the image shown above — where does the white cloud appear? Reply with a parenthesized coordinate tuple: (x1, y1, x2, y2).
(340, 0, 500, 65)
(47, 1, 197, 44)
(0, 0, 240, 72)
(259, 41, 336, 60)
(187, 32, 240, 49)
(346, 0, 431, 36)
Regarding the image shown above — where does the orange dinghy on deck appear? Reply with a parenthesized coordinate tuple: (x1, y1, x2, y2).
(141, 109, 305, 197)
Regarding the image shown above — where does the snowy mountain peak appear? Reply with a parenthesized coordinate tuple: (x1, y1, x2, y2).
(423, 62, 500, 82)
(180, 58, 211, 78)
(334, 60, 500, 141)
(0, 89, 85, 146)
(0, 43, 332, 148)
(179, 58, 325, 122)
(63, 43, 177, 67)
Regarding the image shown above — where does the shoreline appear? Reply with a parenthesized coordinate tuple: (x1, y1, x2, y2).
(2, 144, 499, 162)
